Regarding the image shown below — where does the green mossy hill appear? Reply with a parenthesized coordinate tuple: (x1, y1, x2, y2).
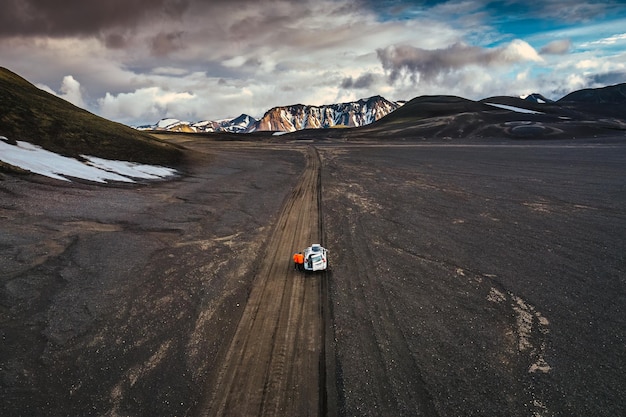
(0, 67, 182, 166)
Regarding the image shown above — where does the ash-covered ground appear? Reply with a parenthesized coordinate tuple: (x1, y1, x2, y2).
(321, 140, 625, 416)
(1, 137, 625, 416)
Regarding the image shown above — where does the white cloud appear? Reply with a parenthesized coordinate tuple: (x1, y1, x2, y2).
(98, 87, 197, 125)
(583, 32, 626, 46)
(516, 69, 530, 81)
(35, 75, 86, 108)
(565, 73, 587, 90)
(575, 59, 599, 70)
(59, 75, 86, 108)
(501, 39, 544, 63)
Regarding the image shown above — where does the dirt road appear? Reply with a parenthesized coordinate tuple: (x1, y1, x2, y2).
(200, 145, 331, 416)
(1, 141, 328, 417)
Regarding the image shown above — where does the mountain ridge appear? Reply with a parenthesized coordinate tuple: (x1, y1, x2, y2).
(139, 83, 626, 135)
(139, 95, 403, 133)
(279, 83, 626, 141)
(253, 95, 401, 132)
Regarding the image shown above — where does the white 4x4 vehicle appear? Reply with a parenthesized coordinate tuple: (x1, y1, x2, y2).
(303, 244, 328, 271)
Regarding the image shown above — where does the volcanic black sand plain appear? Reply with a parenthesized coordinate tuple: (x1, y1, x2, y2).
(1, 132, 625, 416)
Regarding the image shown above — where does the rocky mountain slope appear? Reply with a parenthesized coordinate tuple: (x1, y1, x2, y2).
(141, 95, 402, 133)
(252, 95, 401, 132)
(139, 114, 257, 134)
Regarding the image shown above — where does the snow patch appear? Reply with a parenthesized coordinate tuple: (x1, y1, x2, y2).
(0, 137, 177, 183)
(485, 103, 543, 114)
(157, 118, 181, 128)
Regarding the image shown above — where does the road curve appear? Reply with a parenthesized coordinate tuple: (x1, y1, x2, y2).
(200, 146, 331, 417)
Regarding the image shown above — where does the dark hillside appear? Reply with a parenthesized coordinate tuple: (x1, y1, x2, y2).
(557, 83, 626, 119)
(303, 90, 626, 141)
(558, 82, 626, 104)
(343, 95, 560, 140)
(0, 67, 182, 165)
(479, 96, 565, 116)
(383, 95, 492, 122)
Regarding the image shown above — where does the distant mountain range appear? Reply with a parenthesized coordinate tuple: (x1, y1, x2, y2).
(147, 113, 257, 134)
(1, 65, 625, 157)
(137, 83, 626, 135)
(136, 95, 403, 133)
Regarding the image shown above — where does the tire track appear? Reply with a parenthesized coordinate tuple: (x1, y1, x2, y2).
(201, 146, 330, 417)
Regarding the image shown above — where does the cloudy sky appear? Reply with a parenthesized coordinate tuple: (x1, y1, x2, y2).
(1, 0, 625, 126)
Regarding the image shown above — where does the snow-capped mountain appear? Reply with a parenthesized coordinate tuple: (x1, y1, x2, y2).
(523, 93, 554, 104)
(205, 114, 257, 133)
(137, 96, 402, 134)
(252, 96, 401, 132)
(137, 114, 257, 133)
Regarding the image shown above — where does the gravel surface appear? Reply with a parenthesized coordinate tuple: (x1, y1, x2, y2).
(1, 142, 303, 416)
(321, 140, 626, 416)
(1, 137, 625, 416)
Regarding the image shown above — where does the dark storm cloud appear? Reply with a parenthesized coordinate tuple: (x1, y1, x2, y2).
(0, 0, 192, 37)
(341, 73, 375, 89)
(150, 31, 184, 56)
(0, 0, 319, 39)
(588, 71, 626, 86)
(103, 33, 129, 49)
(540, 39, 572, 55)
(376, 41, 538, 83)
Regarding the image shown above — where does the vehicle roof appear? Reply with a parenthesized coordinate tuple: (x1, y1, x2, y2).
(304, 245, 325, 255)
